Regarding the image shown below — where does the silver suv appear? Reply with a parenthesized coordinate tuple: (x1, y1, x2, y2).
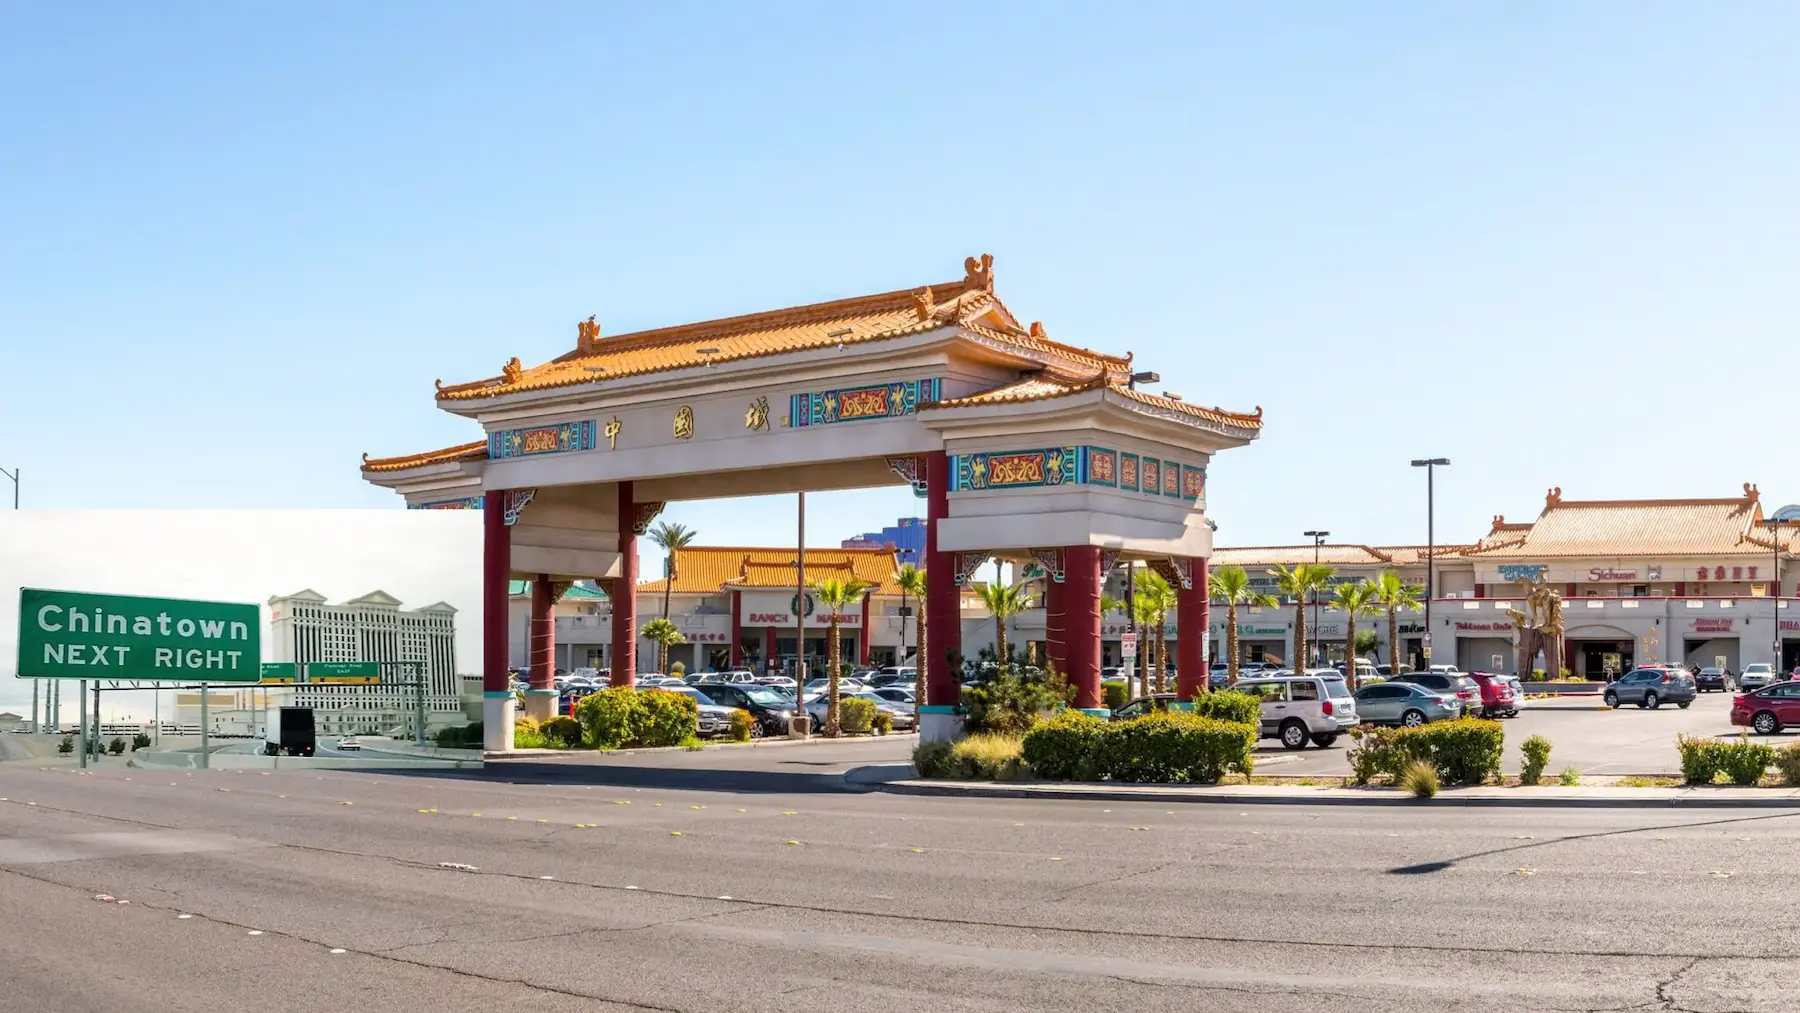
(1236, 675, 1360, 749)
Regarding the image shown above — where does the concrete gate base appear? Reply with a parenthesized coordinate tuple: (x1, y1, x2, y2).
(919, 707, 964, 743)
(483, 693, 516, 751)
(523, 690, 558, 723)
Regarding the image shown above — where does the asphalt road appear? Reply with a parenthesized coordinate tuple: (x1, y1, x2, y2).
(4, 754, 1800, 1012)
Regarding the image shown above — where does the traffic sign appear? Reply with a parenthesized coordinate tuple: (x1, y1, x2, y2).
(1121, 632, 1139, 661)
(307, 661, 380, 684)
(259, 662, 299, 684)
(16, 588, 261, 683)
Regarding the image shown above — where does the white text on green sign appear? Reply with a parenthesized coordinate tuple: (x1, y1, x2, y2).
(17, 588, 262, 683)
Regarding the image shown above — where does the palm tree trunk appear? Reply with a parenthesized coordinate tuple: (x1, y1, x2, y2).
(1154, 620, 1167, 693)
(826, 617, 842, 736)
(1388, 607, 1399, 673)
(662, 553, 675, 620)
(996, 616, 1008, 674)
(1345, 614, 1357, 688)
(658, 639, 668, 676)
(1228, 602, 1240, 685)
(1294, 601, 1308, 676)
(917, 607, 928, 708)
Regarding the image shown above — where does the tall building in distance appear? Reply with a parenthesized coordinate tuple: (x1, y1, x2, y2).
(842, 517, 925, 565)
(266, 589, 461, 735)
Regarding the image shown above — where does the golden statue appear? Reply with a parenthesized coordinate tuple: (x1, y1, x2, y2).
(1506, 574, 1565, 677)
(673, 406, 695, 441)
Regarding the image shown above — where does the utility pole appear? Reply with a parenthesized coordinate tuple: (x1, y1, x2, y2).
(1410, 459, 1450, 670)
(1, 466, 33, 731)
(1304, 530, 1330, 667)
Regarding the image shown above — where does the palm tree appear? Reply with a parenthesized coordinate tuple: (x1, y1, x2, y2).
(1328, 580, 1381, 687)
(1135, 570, 1179, 694)
(641, 618, 686, 676)
(1371, 570, 1425, 673)
(895, 562, 928, 690)
(1269, 563, 1337, 675)
(1208, 565, 1278, 685)
(1130, 594, 1159, 697)
(648, 521, 698, 622)
(810, 577, 873, 736)
(974, 582, 1032, 674)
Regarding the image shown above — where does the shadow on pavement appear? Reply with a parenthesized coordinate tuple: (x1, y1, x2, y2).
(1389, 808, 1800, 875)
(367, 759, 873, 795)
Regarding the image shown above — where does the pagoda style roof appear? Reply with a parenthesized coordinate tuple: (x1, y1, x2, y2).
(432, 254, 1133, 403)
(1209, 543, 1473, 568)
(1464, 484, 1784, 559)
(361, 440, 486, 474)
(637, 545, 903, 597)
(924, 373, 1263, 435)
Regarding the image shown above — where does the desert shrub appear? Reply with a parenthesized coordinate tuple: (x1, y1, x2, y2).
(1347, 726, 1396, 785)
(435, 723, 483, 748)
(947, 733, 1026, 779)
(1776, 741, 1800, 787)
(913, 739, 955, 778)
(131, 733, 152, 751)
(57, 735, 73, 754)
(107, 737, 126, 755)
(513, 716, 540, 738)
(1717, 738, 1774, 786)
(1558, 765, 1581, 786)
(1520, 734, 1553, 786)
(1399, 759, 1439, 798)
(727, 709, 754, 743)
(962, 668, 1071, 735)
(1019, 711, 1108, 780)
(1190, 690, 1260, 727)
(1677, 734, 1722, 785)
(1342, 719, 1504, 786)
(575, 688, 698, 749)
(1102, 682, 1128, 712)
(872, 710, 892, 735)
(839, 697, 876, 734)
(1021, 712, 1253, 785)
(540, 715, 582, 748)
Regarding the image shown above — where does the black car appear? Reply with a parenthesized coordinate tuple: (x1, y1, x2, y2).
(1695, 667, 1732, 692)
(1110, 693, 1178, 720)
(692, 682, 795, 736)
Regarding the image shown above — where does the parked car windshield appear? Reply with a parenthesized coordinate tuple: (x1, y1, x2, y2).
(741, 687, 788, 707)
(1325, 680, 1351, 698)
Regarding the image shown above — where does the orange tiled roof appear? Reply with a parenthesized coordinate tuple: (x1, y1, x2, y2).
(1211, 544, 1401, 567)
(1464, 486, 1778, 558)
(637, 546, 904, 597)
(925, 374, 1264, 431)
(435, 255, 1134, 402)
(361, 441, 486, 473)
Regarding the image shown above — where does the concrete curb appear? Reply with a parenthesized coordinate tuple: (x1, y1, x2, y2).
(486, 731, 917, 761)
(856, 774, 1800, 809)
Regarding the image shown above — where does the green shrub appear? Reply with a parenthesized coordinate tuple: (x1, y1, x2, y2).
(727, 709, 754, 743)
(1191, 690, 1260, 727)
(514, 716, 540, 739)
(1341, 719, 1504, 786)
(872, 710, 892, 735)
(1558, 765, 1581, 786)
(107, 737, 126, 755)
(1020, 712, 1253, 785)
(540, 715, 583, 748)
(575, 688, 698, 749)
(840, 697, 876, 735)
(1520, 734, 1553, 786)
(670, 661, 686, 678)
(1717, 738, 1774, 786)
(913, 739, 955, 778)
(947, 733, 1026, 779)
(514, 728, 548, 749)
(1776, 742, 1800, 786)
(963, 669, 1072, 735)
(57, 735, 73, 755)
(435, 723, 483, 748)
(1399, 759, 1438, 798)
(131, 733, 152, 751)
(1019, 711, 1108, 780)
(1677, 734, 1721, 785)
(1102, 682, 1128, 711)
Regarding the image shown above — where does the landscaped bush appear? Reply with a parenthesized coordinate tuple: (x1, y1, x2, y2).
(575, 688, 698, 749)
(1776, 741, 1800, 787)
(1399, 759, 1438, 798)
(1718, 738, 1774, 786)
(1102, 682, 1128, 712)
(962, 668, 1072, 735)
(670, 661, 686, 678)
(1677, 734, 1720, 785)
(727, 708, 754, 743)
(949, 733, 1026, 779)
(540, 715, 583, 748)
(131, 732, 152, 751)
(839, 697, 876, 734)
(1520, 734, 1553, 786)
(435, 723, 483, 748)
(1190, 690, 1260, 727)
(1019, 712, 1254, 785)
(1344, 719, 1505, 786)
(913, 739, 955, 778)
(1558, 765, 1581, 786)
(57, 735, 73, 755)
(871, 710, 893, 735)
(108, 737, 126, 755)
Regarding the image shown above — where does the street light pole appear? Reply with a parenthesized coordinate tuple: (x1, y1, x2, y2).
(1410, 459, 1450, 671)
(1303, 530, 1329, 667)
(1773, 518, 1791, 674)
(1, 466, 33, 731)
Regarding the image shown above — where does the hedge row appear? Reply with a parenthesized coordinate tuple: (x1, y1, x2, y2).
(575, 688, 698, 749)
(1677, 734, 1773, 786)
(1021, 712, 1255, 785)
(1348, 719, 1505, 786)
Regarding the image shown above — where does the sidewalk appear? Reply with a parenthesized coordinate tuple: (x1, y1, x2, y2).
(849, 767, 1800, 808)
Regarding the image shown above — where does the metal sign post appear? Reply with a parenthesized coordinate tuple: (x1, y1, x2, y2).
(78, 679, 87, 769)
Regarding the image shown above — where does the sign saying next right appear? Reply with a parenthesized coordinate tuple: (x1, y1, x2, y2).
(16, 588, 262, 683)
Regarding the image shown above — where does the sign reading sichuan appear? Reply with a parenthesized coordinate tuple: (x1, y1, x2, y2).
(1588, 568, 1637, 581)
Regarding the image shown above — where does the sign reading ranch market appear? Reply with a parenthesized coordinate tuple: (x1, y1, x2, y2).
(16, 588, 261, 683)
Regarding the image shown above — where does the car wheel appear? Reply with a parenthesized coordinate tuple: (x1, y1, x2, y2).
(1644, 691, 1659, 710)
(1677, 702, 1691, 709)
(749, 722, 764, 740)
(1603, 691, 1619, 709)
(1754, 711, 1781, 735)
(1400, 709, 1426, 728)
(1280, 720, 1309, 750)
(1311, 733, 1339, 748)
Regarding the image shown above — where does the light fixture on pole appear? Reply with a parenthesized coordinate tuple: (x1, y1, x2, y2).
(1410, 459, 1450, 670)
(1772, 515, 1794, 673)
(1303, 530, 1330, 667)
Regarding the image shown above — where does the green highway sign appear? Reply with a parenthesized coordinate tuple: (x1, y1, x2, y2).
(306, 662, 379, 679)
(260, 662, 299, 684)
(17, 588, 262, 683)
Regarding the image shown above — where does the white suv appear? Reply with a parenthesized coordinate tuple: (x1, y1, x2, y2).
(1235, 675, 1360, 749)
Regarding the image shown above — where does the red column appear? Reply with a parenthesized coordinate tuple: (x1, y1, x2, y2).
(1064, 544, 1102, 711)
(730, 590, 744, 668)
(610, 481, 638, 687)
(858, 592, 872, 666)
(529, 575, 554, 691)
(482, 491, 511, 693)
(924, 451, 961, 707)
(1177, 557, 1208, 700)
(763, 625, 776, 676)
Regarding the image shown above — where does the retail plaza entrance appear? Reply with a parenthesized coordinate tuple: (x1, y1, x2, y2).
(363, 256, 1260, 750)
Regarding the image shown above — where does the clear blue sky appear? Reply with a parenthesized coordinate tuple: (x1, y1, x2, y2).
(4, 3, 1797, 551)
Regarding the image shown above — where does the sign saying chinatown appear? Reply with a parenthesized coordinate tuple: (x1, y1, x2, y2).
(17, 588, 262, 683)
(1691, 617, 1734, 633)
(741, 592, 861, 628)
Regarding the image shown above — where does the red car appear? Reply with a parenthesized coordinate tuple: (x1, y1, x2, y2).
(1467, 672, 1519, 718)
(1731, 682, 1800, 734)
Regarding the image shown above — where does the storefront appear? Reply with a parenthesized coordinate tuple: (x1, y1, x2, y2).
(1234, 622, 1289, 665)
(1681, 616, 1741, 672)
(1451, 619, 1517, 674)
(1565, 625, 1636, 680)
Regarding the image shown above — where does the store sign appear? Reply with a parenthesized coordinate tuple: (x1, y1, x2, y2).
(1589, 568, 1637, 581)
(684, 632, 732, 644)
(1102, 623, 1176, 636)
(1691, 618, 1734, 633)
(1455, 621, 1513, 633)
(1240, 625, 1286, 637)
(1398, 622, 1425, 635)
(741, 592, 860, 628)
(1497, 565, 1548, 583)
(1781, 620, 1800, 632)
(1693, 565, 1760, 582)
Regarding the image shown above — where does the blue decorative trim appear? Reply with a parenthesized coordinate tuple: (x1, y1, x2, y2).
(1079, 707, 1112, 717)
(918, 704, 960, 715)
(789, 377, 941, 428)
(524, 689, 559, 697)
(1181, 464, 1206, 504)
(409, 497, 483, 510)
(1119, 453, 1140, 491)
(489, 420, 598, 460)
(1141, 457, 1161, 496)
(951, 446, 1077, 492)
(1083, 446, 1117, 486)
(482, 690, 515, 699)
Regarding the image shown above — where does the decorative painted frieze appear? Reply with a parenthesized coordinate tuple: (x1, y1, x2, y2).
(489, 420, 598, 460)
(949, 445, 1203, 503)
(408, 497, 483, 510)
(788, 377, 942, 427)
